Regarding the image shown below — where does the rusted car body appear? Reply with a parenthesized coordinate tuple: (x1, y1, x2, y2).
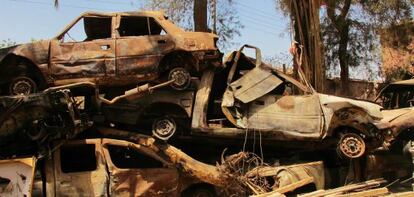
(101, 45, 414, 159)
(208, 45, 414, 158)
(40, 138, 216, 197)
(0, 11, 222, 95)
(375, 79, 414, 109)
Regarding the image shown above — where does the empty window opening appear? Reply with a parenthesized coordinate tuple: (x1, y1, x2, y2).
(62, 16, 112, 42)
(119, 16, 166, 37)
(0, 177, 11, 193)
(107, 145, 164, 169)
(60, 144, 97, 173)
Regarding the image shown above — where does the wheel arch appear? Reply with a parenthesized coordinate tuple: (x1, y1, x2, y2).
(326, 106, 379, 138)
(159, 51, 197, 73)
(0, 54, 48, 90)
(330, 126, 365, 138)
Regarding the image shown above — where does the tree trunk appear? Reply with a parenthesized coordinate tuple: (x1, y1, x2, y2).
(194, 0, 209, 32)
(290, 0, 325, 93)
(338, 24, 350, 96)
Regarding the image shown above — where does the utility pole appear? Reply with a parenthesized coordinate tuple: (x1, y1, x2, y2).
(212, 0, 217, 33)
(194, 0, 209, 32)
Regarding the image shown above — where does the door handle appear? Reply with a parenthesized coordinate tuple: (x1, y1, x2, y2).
(101, 45, 110, 50)
(157, 40, 166, 44)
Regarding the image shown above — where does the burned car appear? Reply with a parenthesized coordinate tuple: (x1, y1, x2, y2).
(375, 79, 414, 109)
(102, 45, 414, 159)
(38, 138, 218, 197)
(0, 11, 222, 95)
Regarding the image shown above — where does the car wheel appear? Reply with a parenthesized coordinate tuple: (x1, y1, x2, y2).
(152, 116, 177, 141)
(168, 67, 191, 90)
(26, 120, 46, 141)
(337, 133, 366, 159)
(9, 76, 37, 95)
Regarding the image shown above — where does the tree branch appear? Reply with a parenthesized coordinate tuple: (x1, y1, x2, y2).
(339, 0, 352, 20)
(326, 0, 339, 30)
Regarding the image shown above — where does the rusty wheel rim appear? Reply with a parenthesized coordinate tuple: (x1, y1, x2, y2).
(168, 67, 191, 90)
(339, 133, 366, 159)
(10, 77, 36, 95)
(152, 117, 176, 140)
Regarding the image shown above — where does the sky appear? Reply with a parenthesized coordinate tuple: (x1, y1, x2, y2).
(0, 0, 292, 58)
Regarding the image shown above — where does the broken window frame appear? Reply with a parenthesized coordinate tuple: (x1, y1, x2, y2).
(106, 145, 165, 169)
(59, 143, 98, 173)
(55, 13, 115, 43)
(101, 139, 172, 171)
(115, 14, 168, 38)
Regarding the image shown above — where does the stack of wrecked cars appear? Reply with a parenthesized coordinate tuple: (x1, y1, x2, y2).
(0, 10, 414, 197)
(103, 44, 414, 159)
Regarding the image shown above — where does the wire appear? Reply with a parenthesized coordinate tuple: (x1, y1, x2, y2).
(237, 12, 288, 32)
(239, 13, 286, 31)
(85, 0, 134, 6)
(236, 1, 280, 19)
(8, 0, 106, 10)
(239, 17, 283, 35)
(236, 4, 285, 24)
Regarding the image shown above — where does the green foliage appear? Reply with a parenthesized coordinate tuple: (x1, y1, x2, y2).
(385, 67, 413, 82)
(323, 0, 412, 70)
(0, 39, 16, 49)
(275, 0, 413, 81)
(144, 0, 243, 50)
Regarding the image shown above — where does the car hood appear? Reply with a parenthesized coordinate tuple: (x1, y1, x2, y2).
(173, 32, 218, 51)
(318, 93, 383, 120)
(0, 40, 50, 64)
(381, 107, 414, 123)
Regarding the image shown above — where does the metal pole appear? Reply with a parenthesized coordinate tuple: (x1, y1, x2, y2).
(212, 0, 217, 33)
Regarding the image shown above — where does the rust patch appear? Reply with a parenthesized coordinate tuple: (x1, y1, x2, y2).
(276, 96, 295, 109)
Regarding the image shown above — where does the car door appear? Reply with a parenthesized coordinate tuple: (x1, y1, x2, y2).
(114, 15, 174, 80)
(50, 15, 116, 85)
(53, 139, 109, 197)
(102, 139, 180, 197)
(247, 83, 324, 139)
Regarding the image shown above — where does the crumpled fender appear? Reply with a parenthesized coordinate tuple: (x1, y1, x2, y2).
(0, 40, 49, 65)
(380, 108, 414, 131)
(318, 94, 383, 136)
(0, 45, 19, 62)
(319, 93, 383, 120)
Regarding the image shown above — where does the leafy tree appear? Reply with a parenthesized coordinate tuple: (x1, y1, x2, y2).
(0, 39, 16, 49)
(277, 0, 413, 95)
(379, 21, 413, 82)
(144, 0, 242, 49)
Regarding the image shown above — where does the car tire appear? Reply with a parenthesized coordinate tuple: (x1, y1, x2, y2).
(152, 116, 177, 141)
(9, 76, 37, 95)
(26, 120, 46, 141)
(337, 133, 366, 159)
(168, 67, 191, 90)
